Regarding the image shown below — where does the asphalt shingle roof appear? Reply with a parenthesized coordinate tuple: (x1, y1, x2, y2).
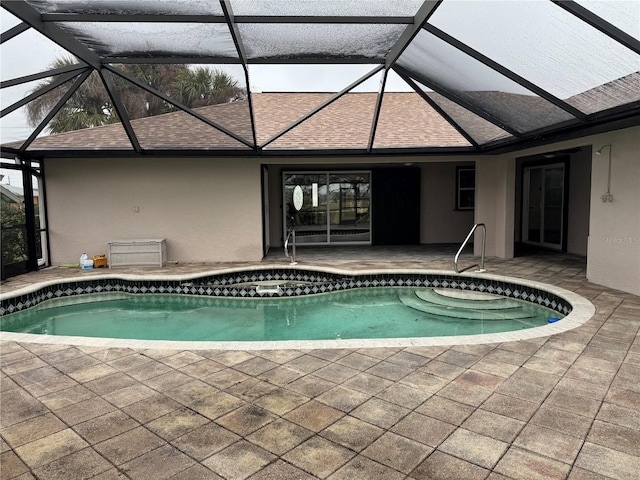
(6, 70, 639, 153)
(6, 92, 473, 151)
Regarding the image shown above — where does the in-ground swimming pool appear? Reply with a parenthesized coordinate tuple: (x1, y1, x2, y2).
(0, 287, 562, 342)
(0, 267, 594, 348)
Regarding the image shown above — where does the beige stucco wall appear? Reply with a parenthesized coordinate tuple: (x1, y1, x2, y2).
(474, 156, 515, 258)
(44, 157, 263, 264)
(586, 127, 640, 296)
(420, 162, 475, 244)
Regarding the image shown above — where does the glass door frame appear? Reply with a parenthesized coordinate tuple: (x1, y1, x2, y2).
(522, 161, 567, 250)
(282, 170, 372, 246)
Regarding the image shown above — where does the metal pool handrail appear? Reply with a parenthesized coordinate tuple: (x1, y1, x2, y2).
(284, 228, 297, 265)
(454, 223, 486, 273)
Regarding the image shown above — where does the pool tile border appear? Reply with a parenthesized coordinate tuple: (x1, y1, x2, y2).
(0, 267, 594, 350)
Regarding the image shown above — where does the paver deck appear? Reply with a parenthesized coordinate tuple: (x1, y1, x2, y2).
(1, 246, 639, 479)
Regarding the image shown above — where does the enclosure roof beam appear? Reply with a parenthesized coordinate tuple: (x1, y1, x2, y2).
(1, 22, 29, 44)
(1, 70, 81, 118)
(19, 69, 92, 153)
(551, 0, 640, 56)
(2, 1, 102, 69)
(260, 65, 385, 149)
(99, 69, 142, 153)
(425, 24, 587, 121)
(396, 69, 481, 150)
(1, 63, 88, 89)
(393, 64, 522, 138)
(41, 13, 413, 24)
(220, 0, 257, 148)
(367, 69, 388, 152)
(384, 1, 441, 69)
(104, 65, 254, 148)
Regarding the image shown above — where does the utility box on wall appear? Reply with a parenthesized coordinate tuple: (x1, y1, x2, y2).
(108, 239, 167, 268)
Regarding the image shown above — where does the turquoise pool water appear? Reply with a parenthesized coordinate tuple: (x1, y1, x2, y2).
(1, 287, 562, 341)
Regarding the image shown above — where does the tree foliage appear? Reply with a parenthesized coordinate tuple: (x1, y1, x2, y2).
(1, 198, 27, 265)
(1, 202, 43, 273)
(171, 67, 244, 107)
(26, 58, 245, 134)
(26, 57, 118, 132)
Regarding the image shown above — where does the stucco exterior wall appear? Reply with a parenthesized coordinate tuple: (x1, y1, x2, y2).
(44, 157, 263, 264)
(587, 128, 640, 296)
(420, 162, 475, 244)
(475, 156, 515, 258)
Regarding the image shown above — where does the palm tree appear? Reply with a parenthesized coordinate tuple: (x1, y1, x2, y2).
(26, 56, 119, 133)
(170, 67, 245, 108)
(115, 63, 188, 119)
(26, 59, 245, 133)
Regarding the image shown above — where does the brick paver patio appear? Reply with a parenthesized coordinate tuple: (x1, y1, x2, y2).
(1, 247, 639, 479)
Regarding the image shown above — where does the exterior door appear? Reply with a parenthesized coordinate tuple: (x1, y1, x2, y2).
(522, 163, 565, 249)
(328, 173, 370, 243)
(283, 171, 371, 245)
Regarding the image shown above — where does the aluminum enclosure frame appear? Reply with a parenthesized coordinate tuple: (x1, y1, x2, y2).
(1, 0, 639, 159)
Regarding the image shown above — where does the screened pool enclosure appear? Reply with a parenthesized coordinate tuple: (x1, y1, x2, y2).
(2, 0, 639, 156)
(1, 0, 639, 278)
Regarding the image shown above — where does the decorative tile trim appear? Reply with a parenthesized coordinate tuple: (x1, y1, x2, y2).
(0, 269, 572, 317)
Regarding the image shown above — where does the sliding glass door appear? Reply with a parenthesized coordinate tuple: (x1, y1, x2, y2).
(283, 171, 371, 245)
(522, 163, 565, 249)
(284, 173, 328, 244)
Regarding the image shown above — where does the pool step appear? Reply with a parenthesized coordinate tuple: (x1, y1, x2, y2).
(398, 290, 538, 321)
(433, 288, 504, 301)
(415, 289, 521, 310)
